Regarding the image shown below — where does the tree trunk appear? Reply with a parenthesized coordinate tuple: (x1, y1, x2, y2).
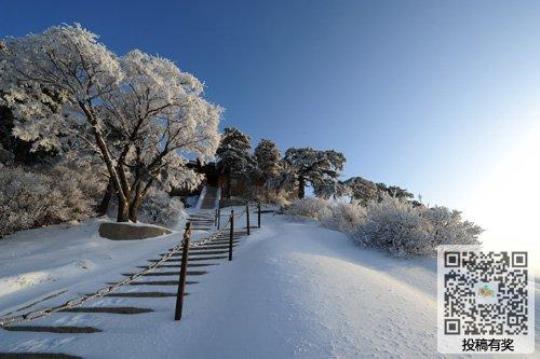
(128, 193, 143, 223)
(117, 197, 129, 222)
(97, 179, 113, 216)
(79, 102, 128, 222)
(298, 176, 305, 199)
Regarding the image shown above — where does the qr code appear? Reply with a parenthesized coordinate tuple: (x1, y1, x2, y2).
(437, 246, 535, 354)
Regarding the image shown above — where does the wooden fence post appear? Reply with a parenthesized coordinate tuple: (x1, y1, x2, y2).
(257, 202, 261, 228)
(174, 222, 191, 321)
(229, 210, 234, 261)
(246, 202, 250, 235)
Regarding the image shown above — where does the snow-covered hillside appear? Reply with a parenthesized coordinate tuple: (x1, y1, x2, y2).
(0, 217, 198, 317)
(0, 213, 538, 357)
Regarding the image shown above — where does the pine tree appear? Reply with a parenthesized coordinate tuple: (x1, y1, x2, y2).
(216, 127, 255, 198)
(386, 185, 414, 200)
(344, 176, 378, 205)
(254, 139, 281, 189)
(284, 147, 346, 199)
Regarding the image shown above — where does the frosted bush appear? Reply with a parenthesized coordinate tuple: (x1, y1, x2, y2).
(0, 165, 99, 237)
(47, 164, 106, 209)
(285, 197, 331, 220)
(354, 196, 431, 255)
(286, 194, 482, 256)
(423, 206, 482, 247)
(139, 188, 186, 228)
(324, 203, 367, 234)
(354, 195, 482, 255)
(287, 198, 366, 234)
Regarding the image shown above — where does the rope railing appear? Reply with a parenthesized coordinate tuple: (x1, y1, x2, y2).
(0, 203, 264, 327)
(0, 215, 231, 328)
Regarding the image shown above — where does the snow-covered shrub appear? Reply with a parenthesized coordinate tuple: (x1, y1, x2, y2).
(0, 166, 99, 237)
(286, 198, 366, 234)
(47, 164, 106, 209)
(354, 195, 431, 255)
(286, 194, 482, 256)
(285, 197, 331, 220)
(322, 203, 367, 234)
(354, 195, 482, 255)
(139, 188, 186, 228)
(423, 206, 483, 247)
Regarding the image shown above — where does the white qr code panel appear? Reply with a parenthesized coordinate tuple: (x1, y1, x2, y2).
(437, 246, 535, 354)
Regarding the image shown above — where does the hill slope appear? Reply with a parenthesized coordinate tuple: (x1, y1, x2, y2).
(1, 214, 538, 357)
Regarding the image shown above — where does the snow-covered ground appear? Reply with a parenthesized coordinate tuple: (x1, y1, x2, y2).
(0, 213, 538, 357)
(0, 214, 215, 318)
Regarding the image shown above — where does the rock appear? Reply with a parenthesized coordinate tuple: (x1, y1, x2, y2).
(98, 222, 171, 240)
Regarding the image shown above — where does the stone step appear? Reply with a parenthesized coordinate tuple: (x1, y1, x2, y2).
(150, 251, 230, 262)
(0, 353, 82, 359)
(186, 256, 228, 261)
(137, 263, 217, 269)
(110, 280, 198, 286)
(166, 251, 232, 258)
(59, 306, 153, 315)
(103, 291, 180, 298)
(150, 256, 228, 263)
(189, 250, 229, 256)
(125, 280, 193, 286)
(165, 247, 233, 256)
(209, 241, 240, 246)
(2, 326, 101, 334)
(125, 270, 207, 277)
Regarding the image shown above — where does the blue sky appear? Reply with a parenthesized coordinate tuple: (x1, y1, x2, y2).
(2, 0, 540, 245)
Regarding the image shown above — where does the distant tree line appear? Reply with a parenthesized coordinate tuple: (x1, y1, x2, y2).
(215, 126, 419, 207)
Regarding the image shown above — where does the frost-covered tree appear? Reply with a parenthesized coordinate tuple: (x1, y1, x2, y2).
(374, 183, 413, 201)
(386, 185, 414, 200)
(254, 139, 281, 190)
(216, 127, 255, 198)
(0, 105, 57, 165)
(98, 50, 220, 221)
(0, 25, 221, 222)
(344, 176, 378, 205)
(283, 147, 346, 199)
(312, 180, 338, 199)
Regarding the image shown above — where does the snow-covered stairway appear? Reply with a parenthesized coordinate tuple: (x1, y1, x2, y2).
(0, 210, 253, 358)
(199, 185, 219, 209)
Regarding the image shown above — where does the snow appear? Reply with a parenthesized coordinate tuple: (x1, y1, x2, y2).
(0, 216, 205, 317)
(185, 194, 199, 209)
(194, 185, 207, 210)
(0, 213, 538, 357)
